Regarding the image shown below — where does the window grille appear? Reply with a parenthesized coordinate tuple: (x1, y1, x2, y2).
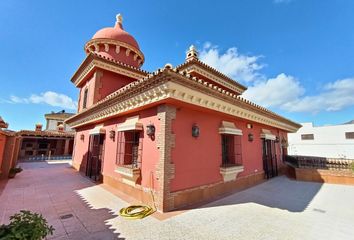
(221, 134, 242, 167)
(83, 89, 88, 109)
(116, 131, 143, 168)
(301, 134, 314, 140)
(345, 132, 354, 139)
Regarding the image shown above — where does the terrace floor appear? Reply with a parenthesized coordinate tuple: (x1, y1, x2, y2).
(1, 161, 354, 240)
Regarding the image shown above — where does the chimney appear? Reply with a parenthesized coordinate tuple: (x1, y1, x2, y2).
(35, 123, 43, 131)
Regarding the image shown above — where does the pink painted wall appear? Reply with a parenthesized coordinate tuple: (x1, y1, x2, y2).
(77, 70, 136, 112)
(72, 102, 289, 194)
(0, 134, 6, 171)
(72, 107, 161, 190)
(78, 74, 96, 112)
(98, 71, 135, 99)
(170, 106, 287, 192)
(72, 125, 92, 172)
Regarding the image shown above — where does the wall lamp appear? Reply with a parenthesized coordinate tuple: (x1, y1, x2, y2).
(146, 124, 156, 139)
(192, 124, 200, 138)
(275, 136, 280, 143)
(109, 130, 116, 141)
(80, 134, 84, 141)
(248, 133, 254, 142)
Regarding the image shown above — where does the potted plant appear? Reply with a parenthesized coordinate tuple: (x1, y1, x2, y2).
(0, 210, 54, 240)
(8, 167, 23, 179)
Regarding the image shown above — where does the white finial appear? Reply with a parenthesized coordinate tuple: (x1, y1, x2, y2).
(189, 45, 196, 51)
(186, 44, 199, 61)
(116, 14, 123, 25)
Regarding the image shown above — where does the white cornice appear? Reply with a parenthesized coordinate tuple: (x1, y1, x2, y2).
(67, 82, 172, 128)
(67, 80, 299, 132)
(72, 59, 147, 87)
(184, 65, 245, 95)
(85, 38, 144, 65)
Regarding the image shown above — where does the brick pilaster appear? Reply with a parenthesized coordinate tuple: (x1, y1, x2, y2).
(156, 104, 176, 212)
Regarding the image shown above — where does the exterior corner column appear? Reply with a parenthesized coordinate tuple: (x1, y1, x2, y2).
(156, 104, 176, 212)
(64, 139, 70, 155)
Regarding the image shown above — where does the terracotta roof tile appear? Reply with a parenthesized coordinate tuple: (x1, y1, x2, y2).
(17, 130, 75, 138)
(175, 59, 247, 92)
(66, 64, 300, 129)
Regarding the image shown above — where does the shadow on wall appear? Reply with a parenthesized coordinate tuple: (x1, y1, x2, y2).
(196, 176, 323, 213)
(79, 152, 89, 173)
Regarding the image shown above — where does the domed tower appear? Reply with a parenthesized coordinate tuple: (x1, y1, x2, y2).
(84, 14, 144, 68)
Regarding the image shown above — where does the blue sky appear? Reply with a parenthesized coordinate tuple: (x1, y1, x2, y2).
(0, 0, 353, 130)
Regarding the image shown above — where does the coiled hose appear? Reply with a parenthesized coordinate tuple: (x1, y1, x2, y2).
(119, 205, 155, 219)
(119, 172, 156, 219)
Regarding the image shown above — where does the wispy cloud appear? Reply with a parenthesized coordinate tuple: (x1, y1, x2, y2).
(200, 42, 264, 82)
(198, 43, 354, 114)
(243, 73, 304, 108)
(8, 91, 77, 110)
(281, 78, 354, 113)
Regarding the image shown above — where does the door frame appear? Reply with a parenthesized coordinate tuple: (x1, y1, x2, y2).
(262, 139, 278, 179)
(86, 133, 105, 182)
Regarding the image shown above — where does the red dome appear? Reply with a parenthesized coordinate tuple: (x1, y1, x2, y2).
(92, 15, 140, 50)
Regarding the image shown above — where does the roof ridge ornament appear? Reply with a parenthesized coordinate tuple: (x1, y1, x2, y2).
(115, 13, 123, 29)
(186, 45, 198, 61)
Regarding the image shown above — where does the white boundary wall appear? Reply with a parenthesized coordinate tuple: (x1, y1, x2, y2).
(288, 122, 354, 159)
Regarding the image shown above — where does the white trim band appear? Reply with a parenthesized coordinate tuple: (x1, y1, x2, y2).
(117, 116, 143, 132)
(219, 121, 243, 135)
(89, 124, 105, 135)
(260, 129, 276, 140)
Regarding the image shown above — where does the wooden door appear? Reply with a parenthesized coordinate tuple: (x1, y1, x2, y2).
(86, 134, 105, 182)
(262, 139, 278, 179)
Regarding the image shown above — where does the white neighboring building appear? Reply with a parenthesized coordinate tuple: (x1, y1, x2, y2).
(288, 121, 354, 159)
(45, 110, 75, 132)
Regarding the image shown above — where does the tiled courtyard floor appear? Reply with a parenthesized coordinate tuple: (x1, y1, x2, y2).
(1, 162, 354, 240)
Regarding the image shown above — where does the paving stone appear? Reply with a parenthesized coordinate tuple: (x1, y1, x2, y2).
(1, 162, 354, 240)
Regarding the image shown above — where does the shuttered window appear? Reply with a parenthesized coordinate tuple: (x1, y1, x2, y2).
(301, 134, 314, 140)
(345, 132, 354, 139)
(221, 134, 242, 167)
(116, 131, 142, 168)
(82, 89, 88, 109)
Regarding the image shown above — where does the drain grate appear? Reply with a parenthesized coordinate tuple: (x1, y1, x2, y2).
(313, 208, 326, 213)
(59, 214, 74, 220)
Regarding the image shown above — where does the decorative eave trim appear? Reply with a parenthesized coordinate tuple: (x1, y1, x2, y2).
(0, 130, 16, 136)
(167, 81, 299, 132)
(16, 130, 75, 138)
(183, 65, 245, 95)
(85, 38, 145, 65)
(176, 59, 247, 93)
(44, 115, 75, 120)
(66, 69, 300, 132)
(66, 82, 172, 128)
(71, 54, 148, 87)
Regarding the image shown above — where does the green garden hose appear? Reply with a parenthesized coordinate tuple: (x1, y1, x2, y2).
(119, 172, 157, 219)
(119, 205, 155, 219)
